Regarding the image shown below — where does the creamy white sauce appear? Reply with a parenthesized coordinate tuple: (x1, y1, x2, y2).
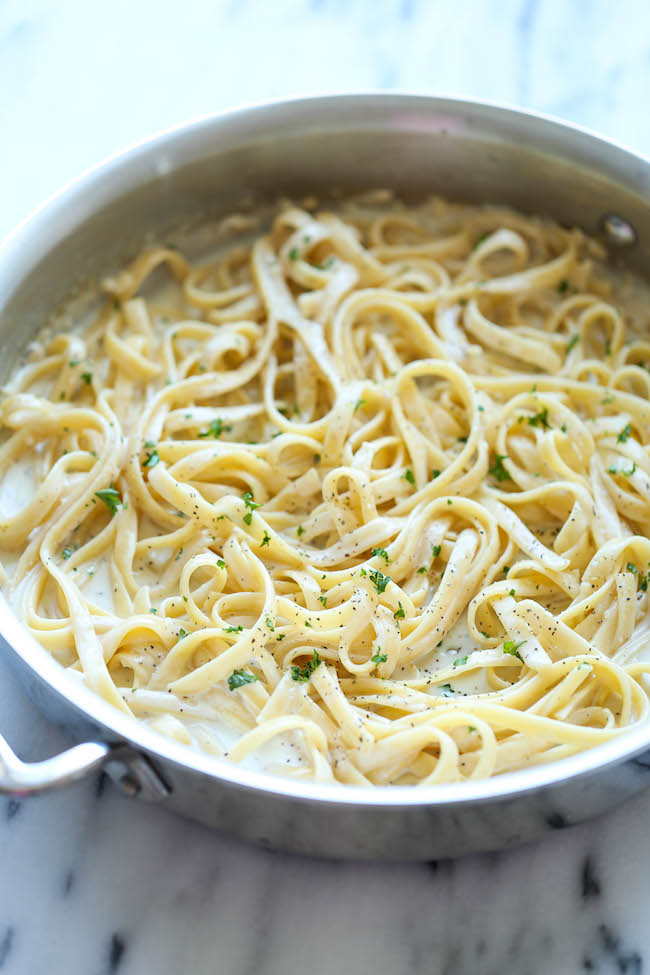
(0, 456, 37, 519)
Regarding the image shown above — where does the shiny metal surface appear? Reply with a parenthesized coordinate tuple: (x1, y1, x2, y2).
(0, 732, 109, 794)
(1, 94, 650, 859)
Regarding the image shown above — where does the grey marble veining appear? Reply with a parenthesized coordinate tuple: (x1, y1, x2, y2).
(1, 0, 650, 972)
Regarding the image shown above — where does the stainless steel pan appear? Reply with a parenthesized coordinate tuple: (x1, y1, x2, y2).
(1, 94, 649, 860)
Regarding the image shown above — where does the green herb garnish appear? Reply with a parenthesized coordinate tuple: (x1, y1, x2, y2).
(503, 639, 526, 660)
(528, 408, 550, 430)
(198, 418, 232, 439)
(403, 468, 415, 486)
(617, 423, 632, 444)
(291, 651, 321, 682)
(228, 669, 258, 691)
(95, 487, 122, 516)
(371, 547, 391, 563)
(368, 569, 390, 594)
(489, 454, 511, 482)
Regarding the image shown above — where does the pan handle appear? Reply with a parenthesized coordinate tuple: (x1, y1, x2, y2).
(0, 732, 170, 799)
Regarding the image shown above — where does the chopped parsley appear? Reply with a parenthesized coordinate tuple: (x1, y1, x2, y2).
(144, 439, 155, 448)
(368, 569, 390, 594)
(354, 399, 365, 412)
(557, 279, 569, 294)
(143, 449, 160, 468)
(432, 544, 441, 558)
(431, 469, 441, 479)
(528, 408, 550, 430)
(81, 371, 93, 385)
(198, 418, 232, 439)
(62, 548, 72, 560)
(224, 624, 244, 633)
(503, 639, 526, 660)
(394, 602, 405, 619)
(228, 669, 258, 691)
(610, 463, 636, 476)
(291, 651, 321, 682)
(439, 683, 454, 695)
(288, 247, 299, 261)
(566, 333, 579, 352)
(371, 547, 391, 563)
(417, 566, 427, 574)
(178, 629, 188, 641)
(296, 525, 305, 536)
(318, 595, 328, 607)
(617, 423, 632, 444)
(403, 468, 415, 486)
(95, 487, 122, 516)
(626, 562, 648, 590)
(242, 491, 260, 525)
(488, 454, 511, 482)
(453, 656, 468, 667)
(260, 531, 271, 547)
(265, 618, 275, 631)
(371, 652, 388, 665)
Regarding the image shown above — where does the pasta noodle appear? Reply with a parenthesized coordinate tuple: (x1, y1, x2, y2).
(2, 193, 650, 786)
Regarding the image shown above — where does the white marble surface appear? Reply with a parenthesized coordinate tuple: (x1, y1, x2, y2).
(1, 1, 650, 972)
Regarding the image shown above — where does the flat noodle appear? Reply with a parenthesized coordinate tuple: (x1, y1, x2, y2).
(2, 194, 650, 786)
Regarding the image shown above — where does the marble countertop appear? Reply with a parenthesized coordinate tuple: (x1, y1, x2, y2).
(2, 1, 650, 972)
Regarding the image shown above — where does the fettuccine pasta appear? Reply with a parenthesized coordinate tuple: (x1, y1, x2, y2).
(2, 193, 650, 786)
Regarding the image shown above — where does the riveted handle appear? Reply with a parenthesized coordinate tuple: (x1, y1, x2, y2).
(0, 732, 170, 799)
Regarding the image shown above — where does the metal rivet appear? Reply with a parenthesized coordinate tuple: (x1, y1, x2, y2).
(600, 213, 637, 247)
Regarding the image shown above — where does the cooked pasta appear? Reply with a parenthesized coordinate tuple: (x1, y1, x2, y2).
(2, 193, 650, 786)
